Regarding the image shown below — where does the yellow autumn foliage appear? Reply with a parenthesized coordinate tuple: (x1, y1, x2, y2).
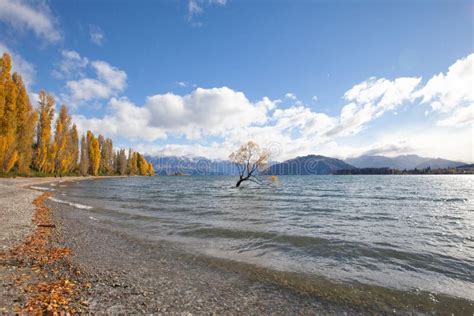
(0, 53, 154, 177)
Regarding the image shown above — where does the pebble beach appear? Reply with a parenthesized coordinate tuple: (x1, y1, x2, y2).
(1, 177, 473, 314)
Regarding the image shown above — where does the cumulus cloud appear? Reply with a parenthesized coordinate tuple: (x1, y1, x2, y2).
(69, 53, 474, 162)
(62, 56, 127, 104)
(273, 106, 336, 139)
(144, 87, 276, 139)
(133, 142, 229, 159)
(73, 97, 166, 142)
(0, 42, 36, 89)
(0, 0, 61, 42)
(72, 87, 276, 143)
(414, 54, 474, 113)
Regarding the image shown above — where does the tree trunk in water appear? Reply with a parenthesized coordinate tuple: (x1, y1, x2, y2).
(236, 176, 247, 187)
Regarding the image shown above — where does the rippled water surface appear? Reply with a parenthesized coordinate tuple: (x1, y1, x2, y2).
(49, 175, 474, 300)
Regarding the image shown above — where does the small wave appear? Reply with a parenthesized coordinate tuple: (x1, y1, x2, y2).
(443, 198, 468, 203)
(48, 197, 93, 210)
(30, 186, 54, 191)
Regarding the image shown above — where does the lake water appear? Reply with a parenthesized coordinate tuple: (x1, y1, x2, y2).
(46, 175, 474, 302)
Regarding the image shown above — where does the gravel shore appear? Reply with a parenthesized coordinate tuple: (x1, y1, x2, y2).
(0, 177, 118, 313)
(49, 201, 362, 314)
(48, 197, 474, 315)
(1, 177, 357, 314)
(2, 177, 473, 314)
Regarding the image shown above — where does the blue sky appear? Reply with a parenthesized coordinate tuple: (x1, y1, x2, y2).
(0, 0, 473, 162)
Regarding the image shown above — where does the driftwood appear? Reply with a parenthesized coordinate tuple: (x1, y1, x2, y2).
(37, 224, 56, 228)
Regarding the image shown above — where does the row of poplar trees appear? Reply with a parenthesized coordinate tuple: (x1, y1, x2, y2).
(0, 53, 155, 177)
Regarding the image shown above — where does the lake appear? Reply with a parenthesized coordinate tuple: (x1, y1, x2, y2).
(45, 175, 474, 302)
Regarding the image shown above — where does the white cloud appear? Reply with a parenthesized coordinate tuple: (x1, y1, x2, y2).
(188, 0, 203, 18)
(0, 42, 35, 89)
(63, 57, 127, 104)
(144, 87, 276, 139)
(73, 97, 166, 142)
(92, 61, 127, 91)
(52, 50, 89, 79)
(312, 95, 318, 102)
(357, 142, 415, 157)
(187, 0, 227, 24)
(176, 81, 187, 87)
(273, 106, 336, 139)
(89, 25, 105, 46)
(69, 53, 474, 163)
(0, 0, 61, 42)
(134, 142, 229, 159)
(352, 126, 473, 163)
(285, 92, 297, 100)
(437, 104, 474, 127)
(326, 76, 421, 137)
(414, 54, 474, 113)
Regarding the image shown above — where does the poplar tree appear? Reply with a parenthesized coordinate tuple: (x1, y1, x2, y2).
(0, 53, 155, 177)
(105, 138, 114, 175)
(68, 124, 79, 173)
(79, 135, 89, 176)
(127, 150, 138, 175)
(54, 105, 72, 175)
(98, 135, 114, 175)
(13, 73, 37, 174)
(118, 149, 127, 175)
(147, 162, 155, 176)
(87, 131, 100, 176)
(34, 91, 55, 173)
(98, 135, 106, 175)
(0, 54, 18, 173)
(137, 153, 148, 175)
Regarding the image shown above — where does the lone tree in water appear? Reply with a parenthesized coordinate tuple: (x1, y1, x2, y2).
(229, 141, 270, 187)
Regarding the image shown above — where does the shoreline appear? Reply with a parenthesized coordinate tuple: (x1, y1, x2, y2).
(1, 177, 473, 313)
(47, 186, 473, 314)
(0, 176, 125, 313)
(49, 200, 361, 314)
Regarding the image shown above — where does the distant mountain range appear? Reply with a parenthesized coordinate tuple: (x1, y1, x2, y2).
(345, 155, 466, 170)
(262, 155, 355, 175)
(146, 154, 467, 176)
(146, 156, 241, 176)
